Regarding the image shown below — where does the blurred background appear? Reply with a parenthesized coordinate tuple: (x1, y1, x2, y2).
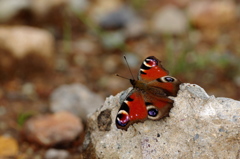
(0, 0, 240, 158)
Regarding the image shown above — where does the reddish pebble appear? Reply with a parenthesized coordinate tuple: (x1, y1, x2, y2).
(23, 111, 83, 146)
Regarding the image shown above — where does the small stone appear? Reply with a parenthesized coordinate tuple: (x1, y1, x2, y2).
(151, 5, 188, 35)
(125, 17, 146, 37)
(0, 135, 19, 157)
(98, 5, 140, 29)
(0, 25, 55, 80)
(90, 2, 145, 36)
(23, 111, 83, 146)
(72, 37, 100, 55)
(21, 82, 37, 99)
(89, 0, 123, 28)
(50, 83, 104, 120)
(68, 0, 89, 14)
(101, 31, 125, 49)
(45, 149, 69, 159)
(187, 1, 237, 41)
(187, 1, 237, 29)
(0, 25, 54, 59)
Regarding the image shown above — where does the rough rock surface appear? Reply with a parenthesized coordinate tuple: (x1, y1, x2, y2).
(83, 83, 240, 159)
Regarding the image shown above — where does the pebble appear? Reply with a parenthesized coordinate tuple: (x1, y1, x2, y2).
(69, 0, 89, 14)
(0, 25, 54, 59)
(21, 82, 37, 99)
(45, 149, 69, 159)
(0, 135, 19, 157)
(23, 111, 83, 146)
(101, 31, 125, 49)
(125, 17, 146, 37)
(89, 0, 123, 27)
(151, 5, 188, 35)
(98, 5, 140, 29)
(187, 1, 237, 29)
(50, 84, 104, 120)
(0, 25, 55, 80)
(72, 38, 100, 55)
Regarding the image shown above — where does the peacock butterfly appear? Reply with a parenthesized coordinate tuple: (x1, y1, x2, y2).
(116, 56, 181, 130)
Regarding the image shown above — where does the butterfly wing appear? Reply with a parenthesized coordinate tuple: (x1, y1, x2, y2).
(116, 56, 182, 130)
(143, 76, 181, 120)
(143, 93, 174, 121)
(148, 76, 182, 97)
(137, 56, 182, 121)
(116, 89, 148, 130)
(138, 56, 168, 82)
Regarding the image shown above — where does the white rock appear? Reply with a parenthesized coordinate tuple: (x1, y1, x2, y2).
(50, 83, 104, 120)
(45, 149, 69, 159)
(83, 83, 240, 158)
(151, 5, 188, 35)
(0, 25, 54, 59)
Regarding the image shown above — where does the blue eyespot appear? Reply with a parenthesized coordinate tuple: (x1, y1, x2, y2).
(164, 77, 175, 82)
(148, 108, 158, 117)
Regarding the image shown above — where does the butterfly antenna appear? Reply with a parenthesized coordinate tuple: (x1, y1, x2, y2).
(123, 55, 135, 80)
(115, 74, 129, 80)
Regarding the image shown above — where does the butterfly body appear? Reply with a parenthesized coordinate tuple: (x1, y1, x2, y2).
(116, 56, 181, 130)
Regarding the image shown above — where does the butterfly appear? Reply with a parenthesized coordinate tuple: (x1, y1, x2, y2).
(116, 56, 181, 130)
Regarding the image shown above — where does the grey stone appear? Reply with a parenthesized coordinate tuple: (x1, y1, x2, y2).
(101, 31, 125, 49)
(50, 83, 104, 120)
(83, 83, 240, 158)
(151, 5, 188, 35)
(95, 5, 139, 29)
(69, 0, 89, 14)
